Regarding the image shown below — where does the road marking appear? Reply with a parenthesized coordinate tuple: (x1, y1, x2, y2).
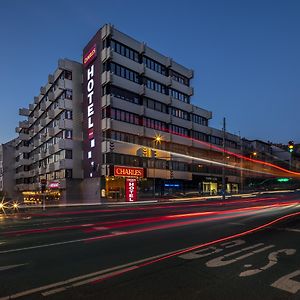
(0, 250, 179, 299)
(179, 239, 245, 260)
(271, 270, 300, 294)
(206, 243, 275, 267)
(279, 227, 300, 233)
(0, 238, 88, 254)
(229, 222, 245, 226)
(239, 249, 296, 277)
(0, 263, 27, 272)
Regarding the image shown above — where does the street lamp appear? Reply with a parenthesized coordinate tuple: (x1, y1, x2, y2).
(152, 134, 163, 199)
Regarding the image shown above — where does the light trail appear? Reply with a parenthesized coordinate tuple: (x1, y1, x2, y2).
(5, 200, 299, 237)
(114, 139, 300, 178)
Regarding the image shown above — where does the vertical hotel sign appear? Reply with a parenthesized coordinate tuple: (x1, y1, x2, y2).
(125, 178, 137, 202)
(83, 43, 101, 178)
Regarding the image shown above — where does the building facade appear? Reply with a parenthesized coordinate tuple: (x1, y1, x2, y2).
(81, 24, 242, 202)
(0, 139, 17, 199)
(15, 59, 83, 204)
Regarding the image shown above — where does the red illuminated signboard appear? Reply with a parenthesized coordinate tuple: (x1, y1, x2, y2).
(114, 166, 144, 178)
(125, 178, 137, 202)
(83, 44, 97, 67)
(48, 182, 60, 189)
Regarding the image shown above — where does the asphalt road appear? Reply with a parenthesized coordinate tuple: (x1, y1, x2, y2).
(0, 191, 300, 299)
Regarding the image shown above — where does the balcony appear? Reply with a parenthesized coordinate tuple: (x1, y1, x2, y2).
(19, 108, 30, 116)
(40, 102, 47, 111)
(59, 159, 73, 169)
(19, 144, 33, 153)
(48, 92, 55, 101)
(59, 139, 73, 149)
(59, 119, 73, 130)
(15, 158, 31, 168)
(57, 79, 65, 90)
(48, 107, 61, 119)
(28, 117, 35, 125)
(15, 127, 21, 133)
(101, 47, 113, 63)
(34, 96, 40, 104)
(33, 139, 39, 148)
(48, 127, 61, 137)
(58, 99, 72, 110)
(40, 86, 46, 95)
(19, 120, 29, 128)
(29, 103, 35, 111)
(38, 166, 46, 175)
(48, 74, 54, 84)
(33, 110, 40, 118)
(19, 132, 30, 141)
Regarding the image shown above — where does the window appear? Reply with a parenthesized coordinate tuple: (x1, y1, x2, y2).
(65, 110, 73, 120)
(210, 136, 223, 146)
(143, 117, 166, 131)
(192, 114, 208, 126)
(111, 40, 139, 62)
(64, 130, 72, 139)
(65, 169, 72, 178)
(64, 70, 72, 80)
(110, 62, 140, 84)
(111, 108, 140, 125)
(144, 98, 168, 113)
(170, 70, 189, 86)
(169, 124, 189, 136)
(170, 89, 189, 103)
(109, 86, 140, 105)
(191, 131, 207, 142)
(143, 56, 166, 76)
(171, 108, 189, 120)
(65, 150, 72, 159)
(65, 89, 73, 100)
(88, 151, 92, 159)
(145, 78, 167, 94)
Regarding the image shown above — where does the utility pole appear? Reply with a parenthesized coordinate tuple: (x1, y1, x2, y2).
(240, 134, 244, 194)
(222, 117, 226, 201)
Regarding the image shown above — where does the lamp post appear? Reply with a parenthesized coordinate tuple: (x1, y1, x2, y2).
(153, 134, 162, 199)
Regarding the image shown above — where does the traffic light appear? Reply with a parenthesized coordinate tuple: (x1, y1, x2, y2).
(109, 141, 115, 152)
(142, 147, 148, 157)
(40, 179, 47, 193)
(151, 150, 157, 158)
(288, 141, 294, 153)
(170, 170, 174, 179)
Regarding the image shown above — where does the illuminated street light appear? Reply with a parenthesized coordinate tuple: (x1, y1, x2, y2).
(0, 198, 9, 214)
(12, 201, 19, 211)
(154, 134, 162, 146)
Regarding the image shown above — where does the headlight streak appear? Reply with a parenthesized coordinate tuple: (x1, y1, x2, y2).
(113, 138, 300, 178)
(4, 200, 299, 237)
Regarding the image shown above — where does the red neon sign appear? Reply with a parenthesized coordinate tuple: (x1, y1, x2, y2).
(125, 178, 137, 202)
(114, 166, 144, 178)
(83, 44, 97, 67)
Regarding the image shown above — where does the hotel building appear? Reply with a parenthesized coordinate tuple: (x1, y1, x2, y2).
(81, 24, 241, 202)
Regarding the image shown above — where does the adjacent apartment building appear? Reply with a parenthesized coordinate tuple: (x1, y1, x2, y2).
(15, 59, 83, 204)
(0, 139, 16, 199)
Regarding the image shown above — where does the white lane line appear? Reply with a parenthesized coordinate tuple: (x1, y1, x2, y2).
(0, 238, 88, 254)
(0, 263, 27, 272)
(280, 227, 300, 233)
(0, 249, 179, 299)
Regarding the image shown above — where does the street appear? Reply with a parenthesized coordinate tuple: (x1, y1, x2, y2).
(1, 192, 300, 299)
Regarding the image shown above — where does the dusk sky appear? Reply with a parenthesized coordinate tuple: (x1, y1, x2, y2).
(0, 0, 299, 144)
